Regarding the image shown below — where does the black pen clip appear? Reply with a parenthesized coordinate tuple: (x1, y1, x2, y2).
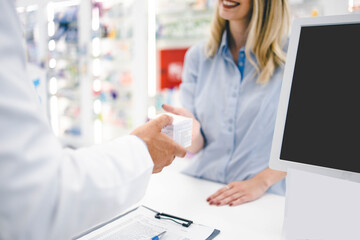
(155, 212, 193, 228)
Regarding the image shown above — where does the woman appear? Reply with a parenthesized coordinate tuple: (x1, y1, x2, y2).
(163, 0, 290, 206)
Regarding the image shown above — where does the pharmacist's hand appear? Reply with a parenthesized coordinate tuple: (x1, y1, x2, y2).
(206, 178, 268, 207)
(162, 104, 204, 153)
(131, 114, 186, 173)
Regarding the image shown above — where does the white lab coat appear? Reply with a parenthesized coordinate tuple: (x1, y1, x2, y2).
(0, 1, 153, 239)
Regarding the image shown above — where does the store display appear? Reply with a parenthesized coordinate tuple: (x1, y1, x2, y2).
(151, 0, 215, 114)
(159, 48, 188, 90)
(15, 0, 147, 147)
(47, 2, 85, 146)
(17, 6, 39, 64)
(92, 1, 138, 142)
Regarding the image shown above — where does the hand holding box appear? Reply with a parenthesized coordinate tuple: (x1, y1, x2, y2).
(152, 113, 193, 148)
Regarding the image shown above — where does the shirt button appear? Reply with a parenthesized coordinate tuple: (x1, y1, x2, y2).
(229, 119, 233, 124)
(232, 93, 236, 98)
(228, 127, 233, 132)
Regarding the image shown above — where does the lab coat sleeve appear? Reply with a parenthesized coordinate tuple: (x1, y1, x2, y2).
(50, 137, 154, 239)
(0, 1, 153, 239)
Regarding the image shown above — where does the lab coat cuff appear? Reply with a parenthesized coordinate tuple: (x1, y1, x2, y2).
(132, 135, 149, 151)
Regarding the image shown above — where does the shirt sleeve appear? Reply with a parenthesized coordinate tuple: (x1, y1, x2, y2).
(0, 1, 153, 239)
(180, 44, 202, 115)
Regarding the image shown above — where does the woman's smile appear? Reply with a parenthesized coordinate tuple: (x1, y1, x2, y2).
(222, 0, 240, 9)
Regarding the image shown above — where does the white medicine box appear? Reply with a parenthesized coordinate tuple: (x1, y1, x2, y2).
(152, 113, 193, 148)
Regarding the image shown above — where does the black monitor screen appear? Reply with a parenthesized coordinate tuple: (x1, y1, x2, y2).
(280, 23, 360, 173)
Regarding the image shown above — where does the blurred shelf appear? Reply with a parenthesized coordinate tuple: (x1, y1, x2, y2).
(156, 7, 214, 16)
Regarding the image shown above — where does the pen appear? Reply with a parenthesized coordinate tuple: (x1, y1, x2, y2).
(151, 231, 166, 240)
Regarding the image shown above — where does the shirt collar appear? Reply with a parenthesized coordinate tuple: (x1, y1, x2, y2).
(219, 30, 228, 54)
(219, 29, 246, 55)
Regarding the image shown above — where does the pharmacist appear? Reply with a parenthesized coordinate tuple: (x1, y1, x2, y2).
(0, 0, 186, 239)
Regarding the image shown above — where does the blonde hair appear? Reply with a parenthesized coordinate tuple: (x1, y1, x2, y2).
(205, 0, 290, 84)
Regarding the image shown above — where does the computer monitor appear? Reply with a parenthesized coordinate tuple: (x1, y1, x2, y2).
(269, 14, 360, 182)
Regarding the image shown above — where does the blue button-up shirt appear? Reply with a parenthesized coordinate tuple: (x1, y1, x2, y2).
(180, 31, 287, 195)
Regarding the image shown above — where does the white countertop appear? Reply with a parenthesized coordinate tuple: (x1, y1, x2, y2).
(139, 157, 286, 240)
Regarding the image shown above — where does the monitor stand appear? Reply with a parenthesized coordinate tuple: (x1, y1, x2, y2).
(281, 168, 360, 240)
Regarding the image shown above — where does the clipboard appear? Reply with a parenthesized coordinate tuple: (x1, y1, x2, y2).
(73, 205, 220, 240)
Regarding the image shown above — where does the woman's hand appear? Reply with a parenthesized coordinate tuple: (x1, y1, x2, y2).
(206, 168, 286, 206)
(206, 178, 268, 207)
(162, 104, 204, 153)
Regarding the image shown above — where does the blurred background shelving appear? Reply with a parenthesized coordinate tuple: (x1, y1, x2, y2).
(47, 1, 87, 147)
(147, 0, 216, 118)
(15, 0, 356, 148)
(92, 1, 136, 144)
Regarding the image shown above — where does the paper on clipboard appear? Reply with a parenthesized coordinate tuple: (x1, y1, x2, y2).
(73, 206, 220, 240)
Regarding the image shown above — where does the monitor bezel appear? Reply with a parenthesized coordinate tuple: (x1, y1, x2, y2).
(269, 14, 360, 182)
